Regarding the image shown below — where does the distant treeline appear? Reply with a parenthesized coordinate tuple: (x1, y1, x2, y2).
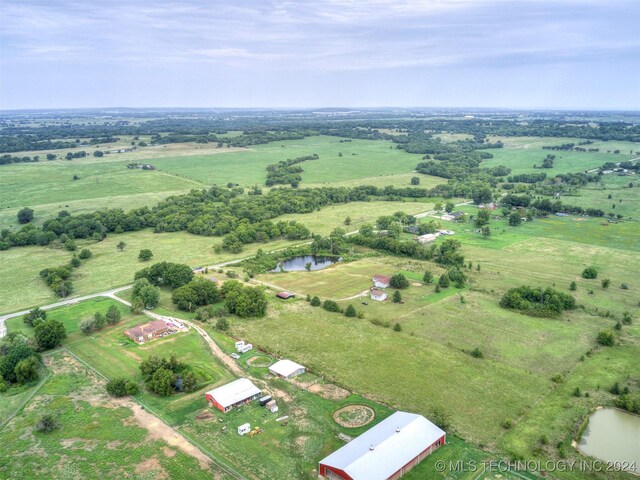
(4, 113, 640, 154)
(0, 184, 459, 251)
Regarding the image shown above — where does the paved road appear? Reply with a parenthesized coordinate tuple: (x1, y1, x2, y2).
(0, 203, 468, 338)
(0, 286, 131, 338)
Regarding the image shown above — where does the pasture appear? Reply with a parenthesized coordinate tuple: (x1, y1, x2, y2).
(0, 352, 220, 479)
(481, 135, 634, 175)
(0, 229, 302, 314)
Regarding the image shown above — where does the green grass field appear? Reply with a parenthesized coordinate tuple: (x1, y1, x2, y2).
(151, 136, 426, 187)
(0, 351, 221, 479)
(480, 135, 634, 176)
(2, 132, 639, 480)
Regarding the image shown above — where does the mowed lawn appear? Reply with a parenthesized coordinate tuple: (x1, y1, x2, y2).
(256, 256, 400, 299)
(7, 298, 235, 426)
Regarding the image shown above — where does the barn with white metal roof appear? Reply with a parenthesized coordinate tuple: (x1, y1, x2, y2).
(269, 359, 306, 379)
(205, 378, 261, 413)
(318, 411, 445, 480)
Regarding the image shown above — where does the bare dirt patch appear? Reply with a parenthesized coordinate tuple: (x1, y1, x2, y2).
(412, 282, 422, 286)
(308, 383, 350, 401)
(333, 405, 375, 428)
(247, 355, 273, 368)
(129, 404, 212, 470)
(163, 446, 177, 458)
(135, 456, 167, 478)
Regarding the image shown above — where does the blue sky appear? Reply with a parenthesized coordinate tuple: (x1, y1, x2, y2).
(1, 0, 639, 110)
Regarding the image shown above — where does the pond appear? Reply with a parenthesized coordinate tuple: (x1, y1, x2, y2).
(271, 255, 341, 272)
(577, 408, 640, 473)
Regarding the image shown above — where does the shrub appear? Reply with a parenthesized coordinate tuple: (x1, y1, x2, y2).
(597, 329, 615, 346)
(435, 284, 441, 293)
(581, 266, 598, 279)
(601, 278, 610, 289)
(344, 304, 357, 317)
(35, 414, 60, 433)
(70, 257, 81, 268)
(551, 373, 564, 384)
(323, 300, 341, 313)
(622, 311, 633, 325)
(470, 347, 483, 358)
(389, 273, 409, 289)
(569, 281, 577, 291)
(437, 274, 450, 288)
(501, 419, 514, 429)
(17, 207, 34, 224)
(64, 239, 77, 251)
(215, 317, 230, 331)
(392, 290, 402, 303)
(23, 307, 46, 327)
(393, 322, 402, 332)
(423, 271, 433, 283)
(310, 296, 321, 307)
(620, 283, 629, 290)
(106, 377, 130, 397)
(78, 248, 92, 259)
(105, 305, 121, 325)
(138, 249, 153, 261)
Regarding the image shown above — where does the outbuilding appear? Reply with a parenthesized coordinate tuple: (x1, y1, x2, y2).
(415, 233, 437, 244)
(372, 274, 391, 289)
(269, 359, 306, 379)
(276, 292, 296, 300)
(205, 378, 261, 413)
(370, 289, 387, 302)
(318, 411, 446, 480)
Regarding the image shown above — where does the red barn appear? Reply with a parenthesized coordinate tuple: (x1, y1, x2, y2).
(319, 411, 445, 480)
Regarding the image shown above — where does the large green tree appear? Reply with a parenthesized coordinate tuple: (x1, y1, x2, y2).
(34, 319, 67, 350)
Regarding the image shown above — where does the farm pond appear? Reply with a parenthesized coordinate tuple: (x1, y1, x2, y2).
(271, 255, 341, 272)
(577, 408, 640, 473)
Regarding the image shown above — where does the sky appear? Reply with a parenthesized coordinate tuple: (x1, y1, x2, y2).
(1, 0, 639, 110)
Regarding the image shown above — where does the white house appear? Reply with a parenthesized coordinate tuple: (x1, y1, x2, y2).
(371, 289, 387, 302)
(372, 274, 391, 289)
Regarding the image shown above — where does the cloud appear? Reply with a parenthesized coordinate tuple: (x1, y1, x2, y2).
(1, 0, 638, 108)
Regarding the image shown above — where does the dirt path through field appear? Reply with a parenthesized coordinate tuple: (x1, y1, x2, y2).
(128, 402, 211, 470)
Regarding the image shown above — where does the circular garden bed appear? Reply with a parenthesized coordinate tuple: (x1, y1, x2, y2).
(246, 355, 273, 368)
(333, 405, 375, 428)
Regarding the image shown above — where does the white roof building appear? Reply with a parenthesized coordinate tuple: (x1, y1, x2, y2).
(269, 359, 306, 379)
(205, 378, 261, 412)
(319, 411, 446, 480)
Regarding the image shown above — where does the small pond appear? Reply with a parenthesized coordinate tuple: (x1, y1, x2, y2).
(578, 408, 640, 473)
(271, 255, 341, 272)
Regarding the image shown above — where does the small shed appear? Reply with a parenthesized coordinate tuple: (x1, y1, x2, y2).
(269, 359, 306, 379)
(237, 423, 251, 435)
(370, 289, 387, 302)
(276, 292, 295, 300)
(259, 395, 273, 406)
(415, 233, 437, 244)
